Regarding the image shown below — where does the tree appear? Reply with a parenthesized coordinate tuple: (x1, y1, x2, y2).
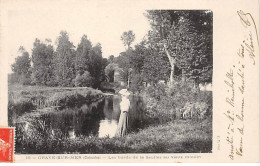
(118, 30, 137, 87)
(88, 43, 104, 88)
(54, 31, 76, 87)
(31, 38, 55, 86)
(120, 30, 135, 50)
(74, 36, 104, 88)
(116, 50, 133, 88)
(104, 63, 115, 82)
(101, 57, 109, 82)
(11, 47, 31, 85)
(142, 51, 170, 84)
(75, 35, 92, 75)
(108, 55, 115, 64)
(129, 72, 144, 93)
(146, 10, 213, 85)
(129, 41, 147, 73)
(12, 51, 30, 75)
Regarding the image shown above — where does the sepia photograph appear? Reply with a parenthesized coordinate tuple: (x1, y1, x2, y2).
(7, 9, 213, 154)
(0, 0, 260, 163)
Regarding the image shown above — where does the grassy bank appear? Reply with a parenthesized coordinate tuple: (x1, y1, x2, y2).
(12, 81, 212, 154)
(16, 117, 211, 154)
(142, 80, 213, 122)
(8, 84, 104, 125)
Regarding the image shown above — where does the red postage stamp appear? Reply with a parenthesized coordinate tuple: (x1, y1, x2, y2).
(0, 128, 14, 163)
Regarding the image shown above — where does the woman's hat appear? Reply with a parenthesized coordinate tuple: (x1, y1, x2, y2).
(119, 89, 130, 96)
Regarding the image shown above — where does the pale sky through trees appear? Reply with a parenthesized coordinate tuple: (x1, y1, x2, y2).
(7, 3, 150, 73)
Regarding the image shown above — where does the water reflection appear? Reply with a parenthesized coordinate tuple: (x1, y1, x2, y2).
(98, 120, 118, 137)
(68, 128, 76, 139)
(16, 95, 148, 139)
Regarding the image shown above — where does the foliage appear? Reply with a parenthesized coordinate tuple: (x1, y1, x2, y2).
(88, 43, 104, 88)
(145, 10, 213, 84)
(115, 51, 132, 83)
(54, 31, 76, 87)
(8, 99, 36, 124)
(8, 73, 19, 85)
(9, 10, 212, 93)
(31, 39, 55, 86)
(11, 50, 31, 75)
(74, 71, 94, 87)
(108, 55, 115, 63)
(19, 73, 32, 85)
(104, 63, 116, 82)
(129, 73, 144, 93)
(120, 30, 135, 49)
(8, 84, 104, 126)
(145, 78, 212, 121)
(75, 35, 104, 88)
(129, 42, 147, 73)
(11, 48, 31, 85)
(15, 118, 211, 154)
(141, 51, 170, 84)
(10, 31, 109, 89)
(75, 35, 93, 75)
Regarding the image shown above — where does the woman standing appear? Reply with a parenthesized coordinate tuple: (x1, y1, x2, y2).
(115, 89, 130, 137)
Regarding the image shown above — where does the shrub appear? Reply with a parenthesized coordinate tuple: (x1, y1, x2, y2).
(19, 74, 32, 85)
(145, 78, 212, 121)
(129, 74, 144, 93)
(180, 101, 209, 120)
(8, 73, 31, 85)
(8, 99, 36, 125)
(75, 71, 94, 87)
(146, 83, 167, 100)
(47, 89, 103, 108)
(8, 73, 19, 85)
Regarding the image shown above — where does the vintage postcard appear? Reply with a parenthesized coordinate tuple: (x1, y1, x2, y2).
(0, 0, 259, 163)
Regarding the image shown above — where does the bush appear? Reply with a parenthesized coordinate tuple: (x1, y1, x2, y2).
(145, 78, 212, 121)
(19, 74, 32, 85)
(47, 89, 103, 108)
(49, 92, 86, 108)
(8, 73, 19, 85)
(75, 71, 94, 87)
(180, 101, 209, 120)
(8, 99, 36, 125)
(8, 73, 31, 85)
(129, 74, 144, 93)
(146, 83, 167, 100)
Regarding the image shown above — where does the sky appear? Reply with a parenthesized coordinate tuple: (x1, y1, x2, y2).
(7, 5, 151, 73)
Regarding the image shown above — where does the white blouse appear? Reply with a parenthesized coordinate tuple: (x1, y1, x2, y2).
(120, 96, 130, 112)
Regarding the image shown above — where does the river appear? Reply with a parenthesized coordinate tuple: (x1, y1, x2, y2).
(16, 95, 150, 139)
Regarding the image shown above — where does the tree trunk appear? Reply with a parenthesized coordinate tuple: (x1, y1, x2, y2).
(170, 65, 174, 86)
(127, 75, 130, 88)
(163, 44, 175, 86)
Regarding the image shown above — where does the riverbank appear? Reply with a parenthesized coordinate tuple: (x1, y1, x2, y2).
(11, 83, 212, 154)
(8, 84, 104, 124)
(16, 117, 211, 154)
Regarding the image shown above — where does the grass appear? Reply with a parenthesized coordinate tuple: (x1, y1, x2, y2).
(125, 118, 212, 153)
(15, 118, 212, 154)
(8, 84, 104, 125)
(143, 82, 213, 121)
(9, 84, 104, 102)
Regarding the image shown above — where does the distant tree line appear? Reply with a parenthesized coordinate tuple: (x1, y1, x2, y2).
(10, 31, 108, 88)
(10, 10, 212, 92)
